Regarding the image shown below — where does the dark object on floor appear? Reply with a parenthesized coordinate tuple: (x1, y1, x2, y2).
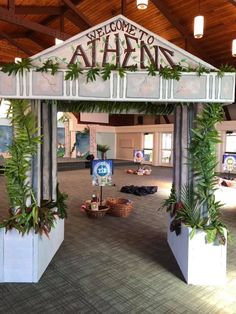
(221, 180, 228, 187)
(120, 185, 158, 196)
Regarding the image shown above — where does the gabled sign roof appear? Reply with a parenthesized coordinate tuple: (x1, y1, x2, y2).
(31, 15, 216, 70)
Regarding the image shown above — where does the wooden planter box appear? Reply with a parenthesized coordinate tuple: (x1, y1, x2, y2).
(0, 217, 64, 283)
(167, 220, 227, 285)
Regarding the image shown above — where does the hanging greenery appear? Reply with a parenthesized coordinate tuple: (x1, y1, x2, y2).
(0, 100, 68, 236)
(161, 103, 229, 245)
(0, 58, 235, 83)
(57, 101, 175, 116)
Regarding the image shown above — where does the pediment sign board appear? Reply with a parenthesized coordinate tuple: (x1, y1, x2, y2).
(31, 15, 216, 70)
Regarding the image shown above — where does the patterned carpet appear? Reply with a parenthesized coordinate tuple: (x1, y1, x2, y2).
(0, 166, 236, 314)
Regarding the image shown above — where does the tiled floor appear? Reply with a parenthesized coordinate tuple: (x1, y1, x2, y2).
(0, 166, 236, 314)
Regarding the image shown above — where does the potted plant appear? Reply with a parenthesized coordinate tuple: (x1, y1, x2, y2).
(0, 100, 67, 283)
(162, 104, 228, 285)
(97, 144, 110, 159)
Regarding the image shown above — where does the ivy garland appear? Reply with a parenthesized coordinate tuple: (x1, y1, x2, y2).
(0, 58, 235, 83)
(0, 100, 68, 236)
(161, 104, 229, 245)
(57, 101, 175, 116)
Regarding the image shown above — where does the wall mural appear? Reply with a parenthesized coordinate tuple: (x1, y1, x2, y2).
(57, 127, 65, 157)
(76, 132, 90, 159)
(0, 125, 65, 158)
(0, 126, 12, 154)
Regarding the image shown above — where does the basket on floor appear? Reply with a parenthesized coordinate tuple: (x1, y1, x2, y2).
(84, 205, 109, 219)
(106, 198, 133, 217)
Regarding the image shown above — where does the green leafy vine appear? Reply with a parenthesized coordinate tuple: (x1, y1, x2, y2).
(0, 100, 68, 236)
(161, 103, 229, 245)
(0, 58, 235, 82)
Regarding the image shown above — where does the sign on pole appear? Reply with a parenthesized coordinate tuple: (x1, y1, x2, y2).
(91, 159, 113, 186)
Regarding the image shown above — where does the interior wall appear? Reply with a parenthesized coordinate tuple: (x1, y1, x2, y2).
(116, 133, 142, 161)
(96, 132, 116, 159)
(115, 124, 174, 166)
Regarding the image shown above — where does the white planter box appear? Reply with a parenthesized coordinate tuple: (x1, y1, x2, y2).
(167, 221, 227, 285)
(0, 217, 64, 283)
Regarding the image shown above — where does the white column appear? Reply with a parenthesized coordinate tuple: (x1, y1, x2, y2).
(31, 99, 41, 205)
(89, 125, 97, 158)
(40, 100, 57, 201)
(64, 121, 71, 158)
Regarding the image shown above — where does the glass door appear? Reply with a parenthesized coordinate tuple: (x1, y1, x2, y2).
(160, 133, 172, 165)
(143, 133, 154, 163)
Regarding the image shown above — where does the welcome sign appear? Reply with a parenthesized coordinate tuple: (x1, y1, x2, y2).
(0, 15, 234, 103)
(32, 15, 214, 70)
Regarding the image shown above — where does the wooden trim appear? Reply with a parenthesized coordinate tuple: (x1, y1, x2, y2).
(61, 0, 93, 28)
(0, 32, 33, 55)
(0, 7, 70, 40)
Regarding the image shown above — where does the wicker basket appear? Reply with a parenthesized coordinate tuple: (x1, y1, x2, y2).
(106, 198, 133, 217)
(84, 205, 109, 219)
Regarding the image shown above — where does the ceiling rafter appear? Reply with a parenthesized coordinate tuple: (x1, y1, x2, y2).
(8, 0, 15, 14)
(121, 0, 126, 16)
(61, 0, 93, 28)
(65, 11, 89, 29)
(0, 7, 71, 40)
(150, 0, 214, 65)
(24, 0, 88, 49)
(14, 6, 62, 15)
(0, 32, 33, 56)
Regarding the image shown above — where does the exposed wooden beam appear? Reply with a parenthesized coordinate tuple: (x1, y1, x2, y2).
(60, 13, 65, 33)
(14, 6, 61, 15)
(8, 0, 15, 14)
(223, 106, 232, 121)
(151, 0, 212, 64)
(61, 0, 93, 28)
(121, 0, 126, 16)
(27, 34, 52, 50)
(65, 11, 89, 29)
(163, 115, 170, 124)
(0, 33, 52, 49)
(0, 32, 33, 56)
(0, 7, 71, 40)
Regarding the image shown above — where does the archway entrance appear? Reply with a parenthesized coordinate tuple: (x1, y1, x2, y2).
(0, 15, 234, 283)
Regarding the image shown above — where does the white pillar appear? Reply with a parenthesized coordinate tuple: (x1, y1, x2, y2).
(89, 125, 97, 158)
(64, 121, 71, 158)
(40, 100, 57, 201)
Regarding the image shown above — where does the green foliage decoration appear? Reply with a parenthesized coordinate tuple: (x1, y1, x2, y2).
(0, 57, 235, 82)
(57, 100, 175, 116)
(0, 100, 68, 236)
(1, 58, 32, 76)
(36, 59, 59, 75)
(97, 144, 110, 153)
(86, 67, 100, 82)
(162, 103, 228, 245)
(65, 63, 83, 80)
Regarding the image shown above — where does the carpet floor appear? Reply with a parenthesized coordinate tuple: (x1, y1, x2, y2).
(0, 166, 236, 314)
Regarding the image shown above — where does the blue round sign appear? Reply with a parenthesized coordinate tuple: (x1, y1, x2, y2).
(96, 164, 108, 177)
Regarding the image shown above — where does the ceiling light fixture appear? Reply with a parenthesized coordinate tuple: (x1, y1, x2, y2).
(232, 39, 236, 57)
(14, 57, 22, 63)
(137, 0, 148, 10)
(194, 0, 204, 39)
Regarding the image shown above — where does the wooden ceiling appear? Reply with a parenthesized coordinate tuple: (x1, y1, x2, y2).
(0, 0, 235, 67)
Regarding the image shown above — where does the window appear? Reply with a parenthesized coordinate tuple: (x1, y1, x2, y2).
(161, 133, 172, 164)
(143, 133, 153, 162)
(225, 131, 236, 153)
